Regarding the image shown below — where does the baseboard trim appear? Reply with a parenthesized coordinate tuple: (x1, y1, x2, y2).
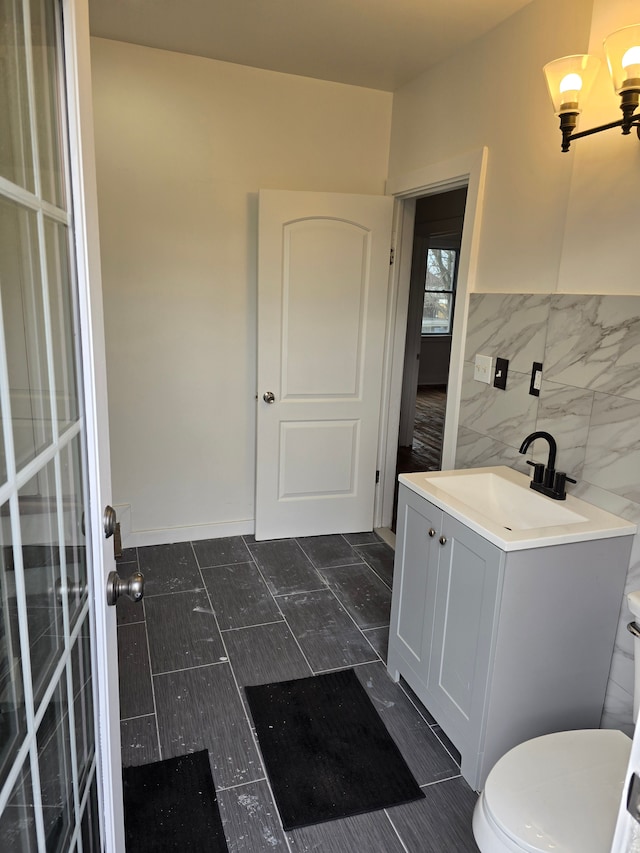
(124, 519, 255, 549)
(375, 526, 395, 549)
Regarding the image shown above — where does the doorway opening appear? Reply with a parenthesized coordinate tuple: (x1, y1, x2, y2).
(392, 188, 467, 529)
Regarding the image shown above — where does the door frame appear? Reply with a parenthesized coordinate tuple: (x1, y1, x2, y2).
(62, 0, 123, 849)
(374, 147, 488, 531)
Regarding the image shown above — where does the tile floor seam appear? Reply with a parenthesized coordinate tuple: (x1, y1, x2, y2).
(261, 582, 317, 679)
(142, 586, 206, 599)
(220, 618, 285, 633)
(397, 682, 439, 728)
(272, 585, 329, 599)
(190, 541, 297, 853)
(383, 808, 411, 853)
(139, 610, 162, 761)
(242, 549, 317, 677)
(120, 712, 155, 724)
(431, 728, 463, 766)
(150, 657, 229, 679)
(350, 547, 394, 591)
(312, 659, 384, 676)
(215, 775, 269, 793)
(319, 581, 384, 665)
(294, 541, 367, 572)
(419, 773, 464, 789)
(196, 560, 256, 572)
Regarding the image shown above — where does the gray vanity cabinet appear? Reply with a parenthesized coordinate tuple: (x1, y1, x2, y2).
(388, 483, 631, 792)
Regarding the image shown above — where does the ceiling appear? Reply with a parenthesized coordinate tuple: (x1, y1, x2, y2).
(88, 0, 534, 92)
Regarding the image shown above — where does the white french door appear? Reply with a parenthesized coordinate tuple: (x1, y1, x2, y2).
(256, 190, 394, 541)
(0, 1, 122, 850)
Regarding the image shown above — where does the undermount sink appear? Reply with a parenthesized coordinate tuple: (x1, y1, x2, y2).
(399, 466, 636, 550)
(421, 471, 587, 531)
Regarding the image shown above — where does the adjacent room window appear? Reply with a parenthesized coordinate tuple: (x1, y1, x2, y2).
(421, 247, 458, 335)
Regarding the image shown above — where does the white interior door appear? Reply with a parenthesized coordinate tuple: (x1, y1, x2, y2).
(256, 190, 393, 541)
(0, 1, 122, 850)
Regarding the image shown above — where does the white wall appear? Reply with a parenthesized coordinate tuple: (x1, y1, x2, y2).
(388, 0, 594, 294)
(559, 0, 640, 294)
(91, 38, 392, 544)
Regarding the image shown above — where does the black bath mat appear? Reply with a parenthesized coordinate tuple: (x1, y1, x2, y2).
(123, 750, 228, 852)
(245, 668, 424, 830)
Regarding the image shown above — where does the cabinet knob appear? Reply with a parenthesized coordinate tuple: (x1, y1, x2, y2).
(428, 528, 436, 537)
(439, 536, 447, 546)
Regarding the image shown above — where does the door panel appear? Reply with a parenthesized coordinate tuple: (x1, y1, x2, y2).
(256, 190, 393, 540)
(0, 0, 121, 849)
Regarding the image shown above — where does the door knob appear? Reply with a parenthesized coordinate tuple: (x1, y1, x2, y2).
(263, 391, 275, 404)
(106, 570, 145, 606)
(439, 536, 447, 546)
(428, 528, 436, 537)
(104, 505, 117, 538)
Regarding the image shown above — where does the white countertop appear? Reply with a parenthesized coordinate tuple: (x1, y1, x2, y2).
(399, 466, 637, 551)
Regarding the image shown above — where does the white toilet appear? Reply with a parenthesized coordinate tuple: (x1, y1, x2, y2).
(472, 589, 640, 853)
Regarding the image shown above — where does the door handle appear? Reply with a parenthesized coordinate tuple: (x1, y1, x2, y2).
(104, 505, 117, 538)
(106, 570, 145, 606)
(263, 391, 275, 404)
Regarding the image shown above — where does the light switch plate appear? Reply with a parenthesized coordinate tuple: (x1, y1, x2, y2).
(493, 357, 509, 390)
(474, 354, 493, 384)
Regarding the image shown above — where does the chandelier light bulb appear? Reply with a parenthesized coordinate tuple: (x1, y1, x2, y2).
(559, 73, 583, 93)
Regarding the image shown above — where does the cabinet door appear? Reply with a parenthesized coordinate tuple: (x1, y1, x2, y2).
(427, 514, 502, 748)
(390, 486, 442, 670)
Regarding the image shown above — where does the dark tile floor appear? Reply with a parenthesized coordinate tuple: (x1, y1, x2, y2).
(116, 534, 479, 852)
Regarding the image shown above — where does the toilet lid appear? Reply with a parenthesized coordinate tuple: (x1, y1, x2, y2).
(483, 729, 631, 853)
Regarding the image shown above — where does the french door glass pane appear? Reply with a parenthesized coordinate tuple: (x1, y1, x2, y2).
(0, 196, 53, 471)
(0, 1, 35, 192)
(71, 629, 93, 788)
(29, 0, 65, 207)
(19, 461, 63, 708)
(0, 502, 27, 791)
(45, 218, 78, 432)
(59, 439, 86, 628)
(80, 778, 100, 853)
(0, 760, 38, 851)
(37, 680, 73, 851)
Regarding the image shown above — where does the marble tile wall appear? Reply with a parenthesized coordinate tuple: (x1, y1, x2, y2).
(457, 293, 640, 734)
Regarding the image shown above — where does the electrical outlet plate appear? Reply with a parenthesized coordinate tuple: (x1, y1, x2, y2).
(474, 354, 493, 384)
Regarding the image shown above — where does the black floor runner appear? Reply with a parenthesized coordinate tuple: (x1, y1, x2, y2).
(245, 668, 424, 830)
(123, 750, 228, 852)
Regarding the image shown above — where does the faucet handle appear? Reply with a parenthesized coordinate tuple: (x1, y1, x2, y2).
(526, 460, 545, 484)
(553, 471, 577, 500)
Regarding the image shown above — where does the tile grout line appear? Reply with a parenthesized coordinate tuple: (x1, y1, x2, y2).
(139, 595, 163, 761)
(350, 543, 394, 591)
(383, 808, 411, 853)
(419, 774, 463, 789)
(243, 545, 319, 678)
(190, 541, 297, 853)
(151, 658, 229, 678)
(120, 711, 156, 724)
(220, 618, 285, 633)
(249, 534, 389, 671)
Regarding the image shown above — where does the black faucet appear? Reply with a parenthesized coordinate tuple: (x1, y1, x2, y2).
(518, 431, 576, 500)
